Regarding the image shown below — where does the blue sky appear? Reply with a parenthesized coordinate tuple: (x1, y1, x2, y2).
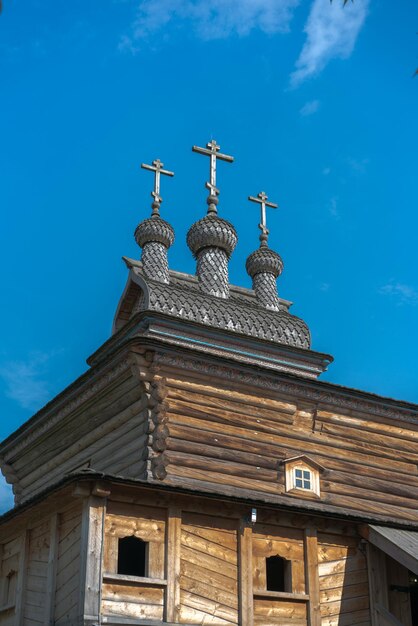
(0, 0, 417, 512)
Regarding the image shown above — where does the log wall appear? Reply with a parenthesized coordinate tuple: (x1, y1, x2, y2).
(153, 376, 418, 523)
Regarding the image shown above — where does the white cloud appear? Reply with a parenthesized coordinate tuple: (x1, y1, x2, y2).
(300, 99, 320, 116)
(125, 0, 300, 46)
(0, 476, 14, 515)
(0, 351, 56, 411)
(379, 282, 418, 306)
(290, 0, 369, 87)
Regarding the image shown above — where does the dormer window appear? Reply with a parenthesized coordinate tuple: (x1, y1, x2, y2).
(284, 455, 324, 498)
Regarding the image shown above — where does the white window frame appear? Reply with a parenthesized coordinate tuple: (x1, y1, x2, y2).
(284, 459, 321, 498)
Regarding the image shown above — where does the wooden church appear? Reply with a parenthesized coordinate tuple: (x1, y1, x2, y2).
(1, 140, 418, 626)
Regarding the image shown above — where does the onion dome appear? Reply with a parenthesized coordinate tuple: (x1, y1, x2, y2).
(246, 246, 284, 279)
(187, 214, 237, 259)
(135, 215, 175, 250)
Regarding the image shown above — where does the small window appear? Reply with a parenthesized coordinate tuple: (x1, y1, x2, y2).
(294, 468, 312, 491)
(266, 555, 291, 592)
(117, 536, 148, 577)
(284, 456, 322, 498)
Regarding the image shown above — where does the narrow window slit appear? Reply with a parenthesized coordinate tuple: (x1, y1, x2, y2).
(117, 536, 148, 577)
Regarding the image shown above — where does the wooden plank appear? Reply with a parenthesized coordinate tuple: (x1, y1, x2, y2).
(181, 560, 238, 595)
(364, 526, 418, 575)
(78, 496, 106, 623)
(366, 542, 388, 626)
(101, 599, 163, 619)
(238, 521, 253, 626)
(304, 529, 320, 626)
(15, 530, 30, 624)
(165, 506, 181, 623)
(254, 598, 307, 619)
(386, 556, 412, 626)
(102, 583, 164, 604)
(180, 590, 238, 624)
(45, 512, 59, 625)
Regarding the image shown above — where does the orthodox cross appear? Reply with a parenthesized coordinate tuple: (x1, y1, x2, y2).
(141, 159, 174, 214)
(248, 191, 278, 246)
(192, 140, 234, 201)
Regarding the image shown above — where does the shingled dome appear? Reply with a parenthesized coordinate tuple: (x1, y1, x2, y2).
(246, 246, 284, 279)
(187, 214, 237, 258)
(134, 215, 175, 249)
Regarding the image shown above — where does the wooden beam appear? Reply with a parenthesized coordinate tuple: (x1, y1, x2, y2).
(253, 590, 309, 601)
(44, 512, 59, 625)
(304, 528, 320, 626)
(14, 528, 30, 624)
(238, 520, 253, 626)
(165, 506, 181, 623)
(366, 542, 389, 626)
(79, 495, 106, 624)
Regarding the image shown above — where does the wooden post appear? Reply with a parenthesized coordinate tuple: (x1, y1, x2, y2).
(15, 528, 30, 624)
(79, 495, 106, 624)
(304, 528, 321, 626)
(366, 542, 389, 626)
(238, 520, 253, 626)
(45, 512, 59, 625)
(165, 506, 181, 622)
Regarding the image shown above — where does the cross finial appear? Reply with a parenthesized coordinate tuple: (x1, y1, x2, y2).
(192, 140, 234, 213)
(141, 159, 174, 216)
(248, 191, 278, 247)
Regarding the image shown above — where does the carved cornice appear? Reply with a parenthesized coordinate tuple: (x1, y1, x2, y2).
(154, 352, 418, 424)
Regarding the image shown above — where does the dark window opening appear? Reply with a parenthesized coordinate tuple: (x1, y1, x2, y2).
(266, 555, 290, 592)
(117, 536, 148, 577)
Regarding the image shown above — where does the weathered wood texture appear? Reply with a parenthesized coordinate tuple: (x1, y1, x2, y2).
(4, 364, 148, 503)
(102, 503, 166, 621)
(23, 520, 50, 626)
(179, 512, 239, 625)
(54, 503, 83, 625)
(0, 497, 83, 626)
(0, 534, 21, 626)
(152, 376, 418, 522)
(318, 532, 371, 626)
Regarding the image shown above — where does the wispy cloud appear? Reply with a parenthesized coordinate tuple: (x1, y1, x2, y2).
(0, 476, 14, 514)
(0, 351, 57, 411)
(328, 196, 340, 219)
(300, 99, 320, 116)
(322, 167, 331, 175)
(290, 0, 369, 87)
(347, 156, 369, 174)
(379, 282, 418, 306)
(122, 0, 300, 48)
